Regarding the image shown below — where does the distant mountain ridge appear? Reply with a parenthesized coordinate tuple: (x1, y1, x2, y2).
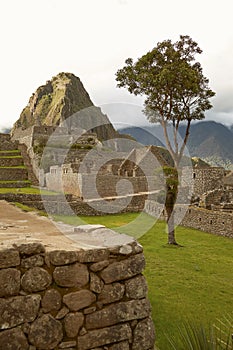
(118, 121, 233, 169)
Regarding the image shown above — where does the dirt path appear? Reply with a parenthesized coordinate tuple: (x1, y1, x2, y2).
(0, 200, 81, 250)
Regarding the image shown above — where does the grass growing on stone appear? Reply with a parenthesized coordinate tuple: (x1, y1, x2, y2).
(0, 180, 31, 184)
(14, 202, 47, 216)
(0, 155, 22, 159)
(0, 187, 60, 195)
(53, 212, 233, 350)
(0, 150, 20, 153)
(0, 165, 26, 169)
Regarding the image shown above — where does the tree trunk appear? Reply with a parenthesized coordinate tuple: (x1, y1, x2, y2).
(166, 203, 178, 245)
(165, 181, 178, 245)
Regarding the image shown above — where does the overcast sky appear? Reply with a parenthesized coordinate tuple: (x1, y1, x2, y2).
(0, 0, 233, 131)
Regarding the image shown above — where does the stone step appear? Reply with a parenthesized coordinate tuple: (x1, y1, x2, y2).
(0, 180, 31, 188)
(0, 156, 24, 167)
(0, 150, 21, 157)
(0, 167, 28, 181)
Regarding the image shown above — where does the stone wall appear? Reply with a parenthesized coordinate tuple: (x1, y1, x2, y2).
(0, 192, 149, 216)
(0, 156, 23, 167)
(191, 167, 226, 196)
(180, 206, 233, 238)
(200, 189, 233, 210)
(0, 235, 155, 349)
(0, 133, 18, 151)
(145, 200, 233, 239)
(0, 167, 28, 181)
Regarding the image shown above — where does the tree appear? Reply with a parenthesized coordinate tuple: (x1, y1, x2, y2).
(116, 35, 215, 245)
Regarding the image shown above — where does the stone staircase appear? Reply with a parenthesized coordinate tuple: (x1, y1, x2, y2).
(0, 134, 31, 188)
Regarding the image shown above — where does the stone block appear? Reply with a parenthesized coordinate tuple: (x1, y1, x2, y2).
(29, 314, 63, 349)
(90, 260, 110, 272)
(48, 250, 80, 265)
(100, 253, 145, 283)
(78, 249, 110, 263)
(42, 288, 62, 313)
(63, 290, 96, 311)
(90, 272, 104, 293)
(132, 317, 156, 350)
(98, 282, 125, 305)
(0, 294, 41, 329)
(21, 254, 44, 269)
(86, 299, 151, 330)
(0, 268, 21, 297)
(77, 324, 132, 350)
(15, 242, 45, 256)
(0, 327, 29, 350)
(64, 312, 84, 337)
(0, 248, 20, 268)
(21, 267, 52, 292)
(53, 263, 89, 287)
(125, 275, 148, 299)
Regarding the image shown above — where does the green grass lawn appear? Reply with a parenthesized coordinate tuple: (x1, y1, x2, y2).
(53, 212, 233, 350)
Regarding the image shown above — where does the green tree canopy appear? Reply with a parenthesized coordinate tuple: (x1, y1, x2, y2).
(116, 35, 215, 168)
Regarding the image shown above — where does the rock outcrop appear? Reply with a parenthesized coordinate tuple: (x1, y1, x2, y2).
(11, 72, 118, 141)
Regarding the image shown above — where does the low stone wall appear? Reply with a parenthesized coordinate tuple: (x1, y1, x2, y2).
(180, 206, 233, 238)
(0, 192, 149, 216)
(145, 200, 233, 239)
(0, 231, 155, 349)
(0, 167, 28, 181)
(0, 157, 23, 167)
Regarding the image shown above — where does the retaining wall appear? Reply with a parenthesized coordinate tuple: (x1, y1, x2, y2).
(145, 200, 233, 239)
(0, 167, 28, 181)
(0, 230, 155, 349)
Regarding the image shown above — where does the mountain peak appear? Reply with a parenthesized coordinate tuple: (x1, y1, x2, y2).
(12, 72, 94, 131)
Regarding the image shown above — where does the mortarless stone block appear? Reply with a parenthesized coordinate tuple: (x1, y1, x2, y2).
(77, 323, 132, 350)
(100, 253, 145, 283)
(0, 268, 21, 297)
(0, 295, 41, 329)
(86, 299, 151, 330)
(53, 263, 89, 288)
(0, 248, 20, 268)
(63, 290, 96, 311)
(21, 267, 52, 292)
(29, 314, 63, 350)
(0, 327, 29, 350)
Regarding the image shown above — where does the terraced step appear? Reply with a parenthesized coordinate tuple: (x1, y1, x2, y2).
(0, 155, 24, 167)
(0, 180, 31, 188)
(0, 150, 20, 157)
(0, 167, 28, 181)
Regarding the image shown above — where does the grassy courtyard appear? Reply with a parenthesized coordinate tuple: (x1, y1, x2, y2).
(54, 212, 233, 349)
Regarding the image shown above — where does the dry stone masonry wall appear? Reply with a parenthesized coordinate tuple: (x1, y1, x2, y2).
(0, 238, 155, 349)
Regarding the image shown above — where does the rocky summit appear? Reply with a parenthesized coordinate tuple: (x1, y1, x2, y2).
(11, 72, 118, 141)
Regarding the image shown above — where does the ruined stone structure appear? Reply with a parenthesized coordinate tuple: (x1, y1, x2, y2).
(191, 167, 227, 197)
(0, 225, 155, 350)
